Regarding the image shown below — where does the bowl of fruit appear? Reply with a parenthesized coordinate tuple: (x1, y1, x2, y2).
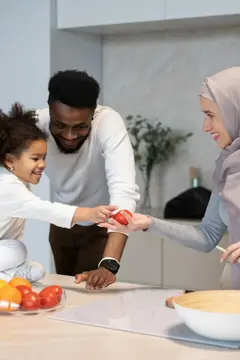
(0, 277, 66, 315)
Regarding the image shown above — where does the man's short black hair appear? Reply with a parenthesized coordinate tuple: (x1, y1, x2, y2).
(48, 70, 100, 109)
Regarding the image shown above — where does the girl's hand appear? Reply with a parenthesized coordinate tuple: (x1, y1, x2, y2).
(89, 205, 117, 223)
(98, 211, 153, 232)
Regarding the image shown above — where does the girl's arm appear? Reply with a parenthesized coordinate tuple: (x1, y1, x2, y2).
(1, 178, 115, 228)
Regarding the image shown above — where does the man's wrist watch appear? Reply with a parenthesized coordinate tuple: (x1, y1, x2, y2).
(98, 257, 120, 275)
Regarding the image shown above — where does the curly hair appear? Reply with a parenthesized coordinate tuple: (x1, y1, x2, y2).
(48, 70, 100, 108)
(0, 102, 48, 165)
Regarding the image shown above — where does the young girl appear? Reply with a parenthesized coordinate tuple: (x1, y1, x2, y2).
(100, 67, 240, 290)
(0, 103, 116, 282)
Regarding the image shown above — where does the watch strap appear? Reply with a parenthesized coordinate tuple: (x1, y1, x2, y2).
(98, 257, 120, 268)
(98, 257, 120, 275)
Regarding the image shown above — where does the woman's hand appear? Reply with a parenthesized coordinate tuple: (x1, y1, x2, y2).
(221, 242, 240, 264)
(98, 211, 153, 232)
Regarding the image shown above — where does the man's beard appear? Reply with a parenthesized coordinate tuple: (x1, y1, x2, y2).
(50, 131, 91, 154)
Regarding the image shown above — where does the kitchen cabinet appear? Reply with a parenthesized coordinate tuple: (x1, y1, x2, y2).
(57, 0, 240, 32)
(162, 233, 228, 290)
(165, 0, 240, 20)
(57, 0, 165, 29)
(56, 0, 240, 36)
(117, 231, 163, 286)
(117, 220, 229, 290)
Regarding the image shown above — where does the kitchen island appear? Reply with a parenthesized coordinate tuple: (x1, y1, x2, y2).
(1, 273, 238, 360)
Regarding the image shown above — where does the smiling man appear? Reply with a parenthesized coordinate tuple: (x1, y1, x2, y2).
(37, 70, 140, 290)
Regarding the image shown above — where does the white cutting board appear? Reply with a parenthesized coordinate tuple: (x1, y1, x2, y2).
(49, 288, 240, 349)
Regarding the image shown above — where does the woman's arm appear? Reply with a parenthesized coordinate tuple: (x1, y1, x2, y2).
(99, 193, 227, 253)
(147, 193, 227, 252)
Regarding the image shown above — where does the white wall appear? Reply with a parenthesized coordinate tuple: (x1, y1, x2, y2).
(50, 0, 103, 81)
(0, 0, 52, 272)
(0, 0, 50, 111)
(50, 30, 102, 98)
(102, 27, 240, 210)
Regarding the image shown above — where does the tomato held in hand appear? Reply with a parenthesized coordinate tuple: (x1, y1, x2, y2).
(112, 210, 132, 225)
(16, 285, 31, 297)
(22, 291, 41, 311)
(39, 285, 62, 309)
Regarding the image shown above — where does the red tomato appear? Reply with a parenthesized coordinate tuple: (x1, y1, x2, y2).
(16, 285, 31, 298)
(39, 286, 62, 309)
(112, 210, 132, 225)
(22, 291, 41, 311)
(40, 293, 59, 309)
(45, 285, 63, 296)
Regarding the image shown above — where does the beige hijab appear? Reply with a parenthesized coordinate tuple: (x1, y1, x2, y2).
(200, 67, 240, 289)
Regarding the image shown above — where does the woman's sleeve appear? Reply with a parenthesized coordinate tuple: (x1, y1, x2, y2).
(147, 193, 227, 252)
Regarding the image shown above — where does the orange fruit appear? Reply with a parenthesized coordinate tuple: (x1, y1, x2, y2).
(0, 287, 22, 312)
(0, 286, 22, 304)
(0, 280, 11, 289)
(8, 277, 32, 290)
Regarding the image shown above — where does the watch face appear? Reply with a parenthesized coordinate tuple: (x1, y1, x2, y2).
(101, 259, 120, 274)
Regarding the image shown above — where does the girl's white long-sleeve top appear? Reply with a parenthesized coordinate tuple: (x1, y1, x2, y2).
(0, 167, 76, 240)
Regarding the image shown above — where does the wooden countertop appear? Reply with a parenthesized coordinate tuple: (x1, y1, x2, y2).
(1, 274, 237, 360)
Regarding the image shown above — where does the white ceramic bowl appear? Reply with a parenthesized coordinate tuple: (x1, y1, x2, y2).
(173, 290, 240, 341)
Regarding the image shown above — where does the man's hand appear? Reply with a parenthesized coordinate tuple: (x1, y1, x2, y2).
(74, 231, 126, 290)
(75, 267, 116, 290)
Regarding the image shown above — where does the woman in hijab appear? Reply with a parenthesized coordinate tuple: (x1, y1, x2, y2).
(100, 67, 240, 290)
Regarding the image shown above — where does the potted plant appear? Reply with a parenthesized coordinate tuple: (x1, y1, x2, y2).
(126, 114, 192, 209)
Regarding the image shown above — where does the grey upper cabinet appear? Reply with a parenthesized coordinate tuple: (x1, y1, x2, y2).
(165, 0, 240, 20)
(57, 0, 240, 33)
(57, 0, 165, 29)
